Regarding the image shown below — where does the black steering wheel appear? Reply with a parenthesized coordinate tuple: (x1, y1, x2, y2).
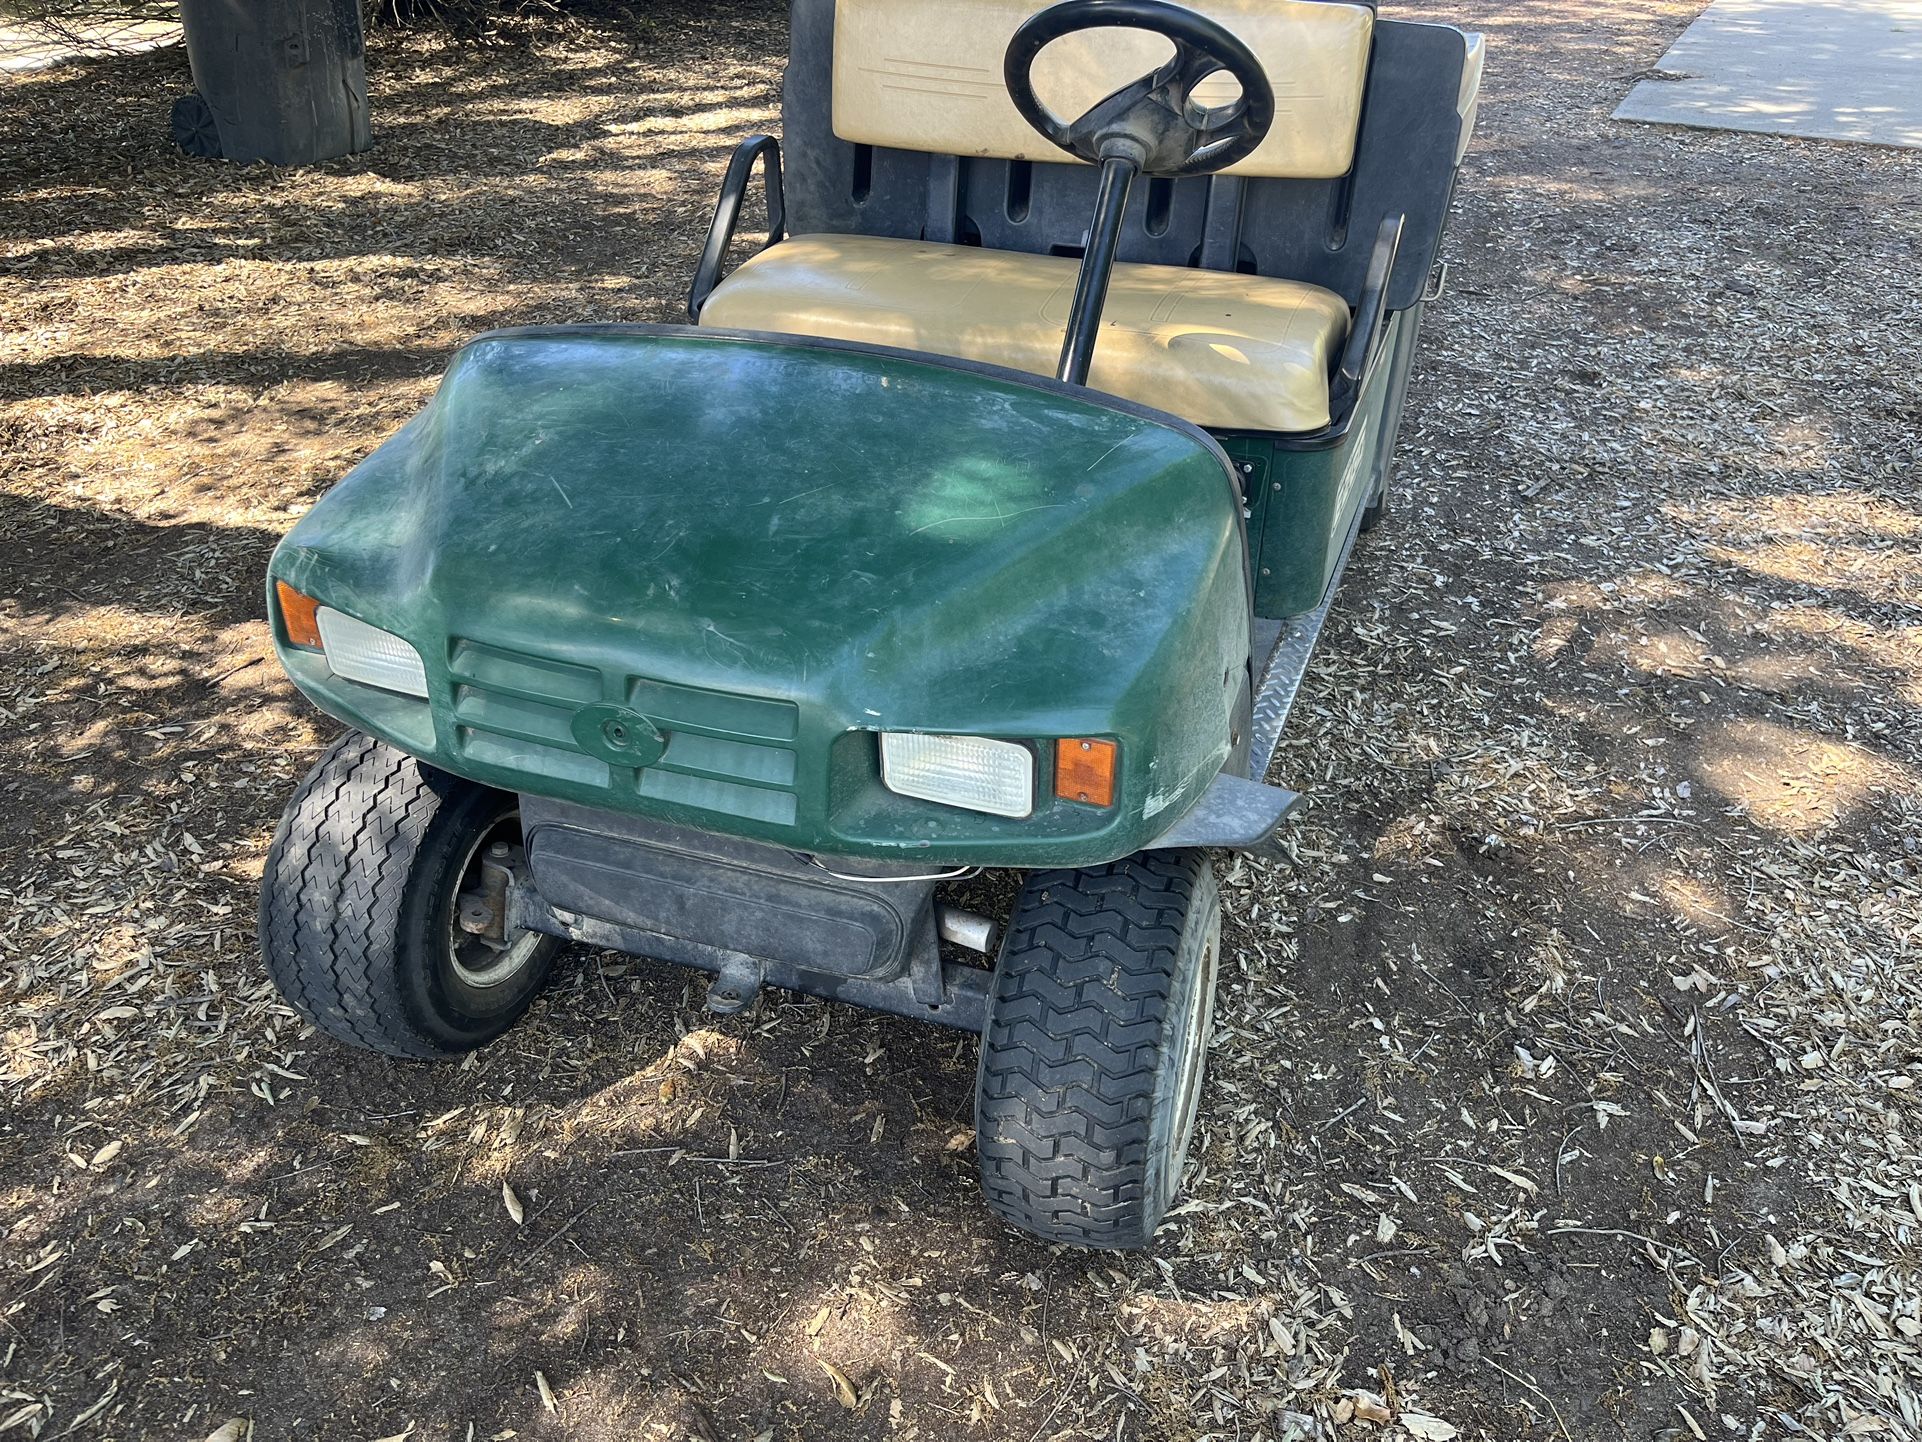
(1003, 0, 1276, 178)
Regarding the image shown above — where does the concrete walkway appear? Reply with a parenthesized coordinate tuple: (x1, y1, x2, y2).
(1615, 0, 1922, 149)
(0, 19, 180, 75)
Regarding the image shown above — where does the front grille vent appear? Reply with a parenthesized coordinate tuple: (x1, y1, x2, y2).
(447, 638, 800, 825)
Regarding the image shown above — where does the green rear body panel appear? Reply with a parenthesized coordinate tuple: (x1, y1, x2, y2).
(268, 326, 1251, 868)
(1231, 309, 1413, 619)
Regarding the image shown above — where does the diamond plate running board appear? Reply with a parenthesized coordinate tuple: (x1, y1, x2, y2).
(1246, 497, 1369, 783)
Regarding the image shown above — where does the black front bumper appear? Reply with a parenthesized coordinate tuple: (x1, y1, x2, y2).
(512, 797, 992, 1031)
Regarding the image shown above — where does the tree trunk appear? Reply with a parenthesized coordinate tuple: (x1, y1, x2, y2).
(175, 0, 371, 165)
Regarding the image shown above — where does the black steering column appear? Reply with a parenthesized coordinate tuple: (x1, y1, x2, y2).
(1003, 0, 1276, 386)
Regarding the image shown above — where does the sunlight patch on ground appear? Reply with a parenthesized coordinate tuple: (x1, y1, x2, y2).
(1693, 716, 1917, 833)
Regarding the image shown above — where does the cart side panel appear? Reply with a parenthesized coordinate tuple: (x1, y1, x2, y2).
(1238, 309, 1412, 619)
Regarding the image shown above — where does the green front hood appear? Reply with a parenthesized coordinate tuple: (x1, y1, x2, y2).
(270, 326, 1249, 865)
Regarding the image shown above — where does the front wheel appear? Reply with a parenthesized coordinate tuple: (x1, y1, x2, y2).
(975, 851, 1221, 1249)
(259, 732, 559, 1059)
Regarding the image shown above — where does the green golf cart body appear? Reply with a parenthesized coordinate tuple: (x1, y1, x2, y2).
(260, 0, 1483, 1249)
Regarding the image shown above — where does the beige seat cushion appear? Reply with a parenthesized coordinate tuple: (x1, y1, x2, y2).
(701, 234, 1350, 433)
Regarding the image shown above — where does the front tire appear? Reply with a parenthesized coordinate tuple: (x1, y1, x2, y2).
(975, 851, 1221, 1249)
(260, 732, 559, 1059)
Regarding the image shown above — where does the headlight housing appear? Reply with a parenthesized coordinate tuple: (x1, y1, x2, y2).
(879, 733, 1034, 819)
(306, 603, 430, 699)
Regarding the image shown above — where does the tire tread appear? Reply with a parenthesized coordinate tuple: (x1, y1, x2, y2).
(260, 733, 455, 1059)
(975, 851, 1213, 1249)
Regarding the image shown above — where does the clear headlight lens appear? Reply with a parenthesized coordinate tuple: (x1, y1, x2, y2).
(315, 607, 430, 699)
(879, 733, 1033, 819)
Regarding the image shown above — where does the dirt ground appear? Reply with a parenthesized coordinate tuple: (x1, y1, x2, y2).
(2, 1, 1919, 1439)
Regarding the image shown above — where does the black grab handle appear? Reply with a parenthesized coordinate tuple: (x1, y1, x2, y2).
(687, 135, 786, 323)
(1327, 213, 1405, 421)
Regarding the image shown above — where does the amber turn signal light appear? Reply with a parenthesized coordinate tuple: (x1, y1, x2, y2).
(276, 580, 324, 650)
(1054, 738, 1117, 807)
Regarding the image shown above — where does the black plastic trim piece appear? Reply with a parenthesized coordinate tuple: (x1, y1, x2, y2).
(536, 906, 993, 1032)
(1326, 213, 1404, 420)
(687, 135, 787, 322)
(925, 153, 962, 243)
(514, 796, 991, 1031)
(1146, 771, 1300, 851)
(1198, 174, 1244, 269)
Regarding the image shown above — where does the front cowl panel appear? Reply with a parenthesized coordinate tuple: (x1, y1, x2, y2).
(270, 326, 1249, 866)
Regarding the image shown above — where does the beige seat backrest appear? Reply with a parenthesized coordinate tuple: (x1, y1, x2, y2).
(1456, 31, 1485, 160)
(832, 0, 1376, 181)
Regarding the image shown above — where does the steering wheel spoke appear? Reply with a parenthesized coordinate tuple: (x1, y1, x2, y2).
(1165, 38, 1229, 96)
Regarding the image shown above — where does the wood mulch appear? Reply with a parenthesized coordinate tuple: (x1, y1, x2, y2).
(1, 0, 1917, 1437)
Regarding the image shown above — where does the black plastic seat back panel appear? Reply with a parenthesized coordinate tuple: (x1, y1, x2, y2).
(781, 0, 1473, 311)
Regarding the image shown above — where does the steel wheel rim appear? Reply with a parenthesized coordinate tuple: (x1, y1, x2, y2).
(445, 816, 543, 990)
(1157, 908, 1221, 1203)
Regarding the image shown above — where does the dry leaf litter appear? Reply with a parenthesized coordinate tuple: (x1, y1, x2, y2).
(1, 0, 1918, 1438)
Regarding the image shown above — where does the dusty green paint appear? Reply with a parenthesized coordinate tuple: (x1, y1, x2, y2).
(269, 326, 1250, 867)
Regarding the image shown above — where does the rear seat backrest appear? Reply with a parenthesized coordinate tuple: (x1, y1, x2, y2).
(780, 0, 1478, 312)
(831, 0, 1376, 180)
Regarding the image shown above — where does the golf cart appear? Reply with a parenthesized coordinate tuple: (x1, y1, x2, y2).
(260, 0, 1483, 1249)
